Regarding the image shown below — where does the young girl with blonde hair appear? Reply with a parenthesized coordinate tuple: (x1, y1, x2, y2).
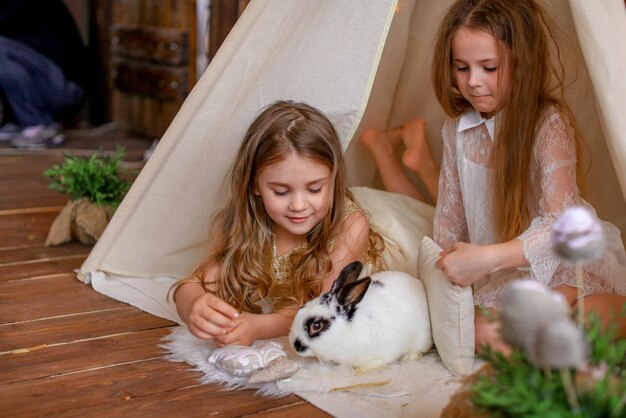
(172, 100, 384, 347)
(429, 0, 626, 349)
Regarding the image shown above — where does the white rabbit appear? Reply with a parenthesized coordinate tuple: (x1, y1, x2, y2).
(289, 261, 432, 371)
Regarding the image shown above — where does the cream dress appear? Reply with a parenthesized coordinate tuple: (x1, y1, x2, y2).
(434, 107, 626, 308)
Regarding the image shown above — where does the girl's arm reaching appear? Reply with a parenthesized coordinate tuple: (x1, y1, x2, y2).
(321, 209, 371, 292)
(176, 265, 296, 346)
(515, 108, 581, 284)
(436, 239, 528, 287)
(214, 308, 297, 347)
(217, 209, 372, 344)
(433, 119, 469, 249)
(177, 206, 371, 345)
(174, 263, 240, 340)
(436, 107, 579, 287)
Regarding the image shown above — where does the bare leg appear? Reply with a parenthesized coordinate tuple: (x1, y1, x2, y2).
(474, 306, 512, 355)
(554, 284, 626, 339)
(360, 128, 425, 201)
(575, 294, 626, 339)
(401, 119, 439, 204)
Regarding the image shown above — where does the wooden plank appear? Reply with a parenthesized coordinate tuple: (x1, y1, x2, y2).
(109, 0, 196, 138)
(0, 358, 321, 418)
(243, 402, 331, 418)
(0, 337, 326, 418)
(55, 382, 312, 418)
(111, 24, 189, 65)
(0, 358, 201, 417)
(0, 155, 67, 210)
(0, 144, 333, 417)
(0, 306, 174, 352)
(0, 328, 173, 385)
(0, 175, 55, 190)
(0, 155, 65, 178)
(0, 243, 91, 265)
(0, 256, 86, 283)
(0, 190, 68, 211)
(112, 59, 188, 100)
(0, 274, 121, 324)
(0, 206, 64, 216)
(0, 211, 60, 249)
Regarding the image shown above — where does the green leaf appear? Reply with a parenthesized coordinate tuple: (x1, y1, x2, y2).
(468, 318, 626, 417)
(43, 146, 135, 207)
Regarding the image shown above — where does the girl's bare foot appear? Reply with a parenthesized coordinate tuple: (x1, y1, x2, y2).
(401, 119, 439, 203)
(359, 127, 425, 200)
(360, 127, 402, 157)
(401, 119, 430, 173)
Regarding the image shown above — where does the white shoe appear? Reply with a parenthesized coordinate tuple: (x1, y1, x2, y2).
(10, 124, 65, 149)
(0, 123, 22, 141)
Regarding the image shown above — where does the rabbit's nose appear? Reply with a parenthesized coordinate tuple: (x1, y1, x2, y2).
(293, 338, 308, 353)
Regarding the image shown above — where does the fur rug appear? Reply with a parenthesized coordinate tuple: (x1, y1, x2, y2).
(161, 326, 461, 417)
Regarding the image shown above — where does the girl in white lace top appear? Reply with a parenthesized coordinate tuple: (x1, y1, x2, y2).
(429, 0, 626, 350)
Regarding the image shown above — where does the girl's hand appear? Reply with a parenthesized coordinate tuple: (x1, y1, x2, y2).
(214, 311, 261, 347)
(214, 309, 296, 347)
(183, 291, 240, 340)
(435, 242, 495, 287)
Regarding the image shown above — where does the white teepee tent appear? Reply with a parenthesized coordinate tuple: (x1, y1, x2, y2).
(78, 0, 626, 416)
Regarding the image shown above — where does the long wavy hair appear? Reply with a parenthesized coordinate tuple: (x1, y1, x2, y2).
(183, 100, 381, 312)
(431, 0, 586, 241)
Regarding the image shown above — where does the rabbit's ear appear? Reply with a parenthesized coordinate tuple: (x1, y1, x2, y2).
(337, 277, 371, 319)
(330, 261, 364, 296)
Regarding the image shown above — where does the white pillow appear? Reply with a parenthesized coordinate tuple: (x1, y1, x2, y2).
(208, 342, 287, 377)
(350, 187, 434, 276)
(418, 236, 475, 377)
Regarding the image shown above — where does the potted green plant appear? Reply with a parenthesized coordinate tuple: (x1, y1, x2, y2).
(44, 146, 133, 246)
(442, 312, 626, 418)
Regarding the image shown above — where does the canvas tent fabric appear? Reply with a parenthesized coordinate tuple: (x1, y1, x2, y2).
(79, 1, 626, 417)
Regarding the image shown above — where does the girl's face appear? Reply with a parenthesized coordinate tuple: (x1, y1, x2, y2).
(254, 151, 332, 244)
(451, 27, 508, 119)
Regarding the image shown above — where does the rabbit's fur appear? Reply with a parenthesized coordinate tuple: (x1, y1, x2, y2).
(289, 261, 432, 371)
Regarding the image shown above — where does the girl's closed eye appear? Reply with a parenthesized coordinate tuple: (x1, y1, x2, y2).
(273, 190, 289, 196)
(308, 186, 323, 194)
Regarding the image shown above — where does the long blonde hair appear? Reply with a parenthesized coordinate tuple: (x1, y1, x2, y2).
(184, 101, 380, 312)
(431, 0, 586, 241)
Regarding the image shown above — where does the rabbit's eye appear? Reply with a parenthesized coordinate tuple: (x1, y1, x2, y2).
(305, 317, 331, 337)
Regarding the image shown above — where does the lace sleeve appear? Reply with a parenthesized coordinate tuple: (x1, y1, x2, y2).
(517, 107, 580, 284)
(434, 118, 468, 249)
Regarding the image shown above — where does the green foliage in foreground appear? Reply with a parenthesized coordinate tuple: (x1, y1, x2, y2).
(44, 147, 132, 207)
(470, 313, 626, 418)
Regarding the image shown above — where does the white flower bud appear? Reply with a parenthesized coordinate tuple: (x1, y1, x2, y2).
(532, 319, 587, 369)
(552, 206, 604, 263)
(500, 280, 569, 352)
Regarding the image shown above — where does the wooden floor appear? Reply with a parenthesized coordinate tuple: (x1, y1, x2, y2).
(0, 127, 329, 417)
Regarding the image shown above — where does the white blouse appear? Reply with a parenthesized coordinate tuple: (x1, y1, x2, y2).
(433, 107, 626, 308)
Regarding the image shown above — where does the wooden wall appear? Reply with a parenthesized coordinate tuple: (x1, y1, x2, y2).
(108, 0, 197, 139)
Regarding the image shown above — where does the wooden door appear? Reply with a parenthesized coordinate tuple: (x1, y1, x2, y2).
(108, 0, 197, 139)
(208, 0, 250, 60)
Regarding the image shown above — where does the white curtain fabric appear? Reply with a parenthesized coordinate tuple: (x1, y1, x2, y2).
(81, 0, 626, 283)
(569, 0, 626, 201)
(80, 0, 398, 280)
